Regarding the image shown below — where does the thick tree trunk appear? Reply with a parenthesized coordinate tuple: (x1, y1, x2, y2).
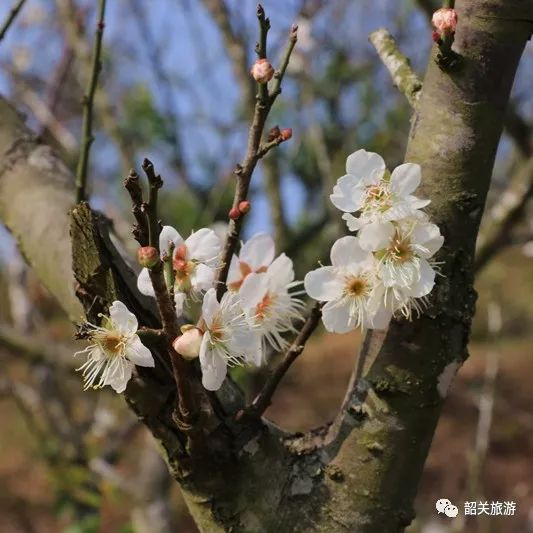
(0, 1, 531, 532)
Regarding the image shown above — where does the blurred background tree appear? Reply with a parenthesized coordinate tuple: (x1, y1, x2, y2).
(0, 0, 531, 531)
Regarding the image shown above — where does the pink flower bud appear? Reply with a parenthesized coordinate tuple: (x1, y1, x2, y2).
(432, 31, 441, 43)
(280, 128, 293, 141)
(238, 201, 251, 214)
(137, 246, 159, 268)
(229, 207, 241, 220)
(250, 58, 274, 84)
(432, 8, 458, 34)
(173, 327, 203, 360)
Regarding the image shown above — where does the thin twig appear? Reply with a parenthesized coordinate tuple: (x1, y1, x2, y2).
(124, 169, 149, 246)
(369, 28, 422, 108)
(75, 0, 107, 203)
(237, 303, 322, 420)
(215, 9, 298, 299)
(127, 160, 198, 426)
(0, 0, 27, 42)
(475, 158, 533, 273)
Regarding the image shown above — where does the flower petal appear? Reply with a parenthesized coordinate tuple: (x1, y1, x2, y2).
(199, 333, 227, 391)
(330, 174, 362, 212)
(342, 213, 365, 231)
(185, 228, 221, 266)
(107, 361, 133, 393)
(174, 292, 186, 317)
(239, 272, 267, 308)
(266, 253, 294, 288)
(359, 221, 395, 251)
(137, 268, 155, 297)
(407, 195, 431, 210)
(191, 263, 215, 292)
(227, 255, 241, 287)
(345, 149, 386, 180)
(109, 301, 138, 336)
(240, 233, 275, 270)
(409, 259, 436, 297)
(321, 299, 355, 334)
(159, 226, 183, 255)
(331, 235, 370, 266)
(304, 267, 344, 302)
(412, 223, 444, 258)
(201, 288, 220, 328)
(126, 336, 155, 367)
(390, 163, 421, 196)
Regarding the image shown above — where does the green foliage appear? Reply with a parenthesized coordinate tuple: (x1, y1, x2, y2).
(121, 84, 169, 148)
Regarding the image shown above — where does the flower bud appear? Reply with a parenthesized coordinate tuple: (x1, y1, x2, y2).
(280, 128, 292, 141)
(137, 246, 159, 268)
(250, 58, 274, 84)
(173, 327, 203, 360)
(229, 207, 241, 220)
(238, 201, 251, 214)
(431, 31, 441, 43)
(267, 125, 281, 142)
(432, 8, 458, 35)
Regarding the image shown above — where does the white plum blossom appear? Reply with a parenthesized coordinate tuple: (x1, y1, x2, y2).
(199, 288, 262, 391)
(330, 149, 430, 231)
(304, 236, 391, 333)
(239, 253, 305, 353)
(359, 217, 444, 318)
(74, 301, 154, 393)
(307, 148, 445, 331)
(227, 233, 275, 291)
(137, 225, 221, 315)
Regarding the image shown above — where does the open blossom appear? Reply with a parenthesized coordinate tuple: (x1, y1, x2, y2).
(304, 236, 391, 333)
(239, 253, 305, 353)
(199, 288, 262, 391)
(137, 225, 221, 315)
(330, 149, 430, 231)
(227, 233, 275, 291)
(74, 301, 154, 393)
(360, 217, 444, 317)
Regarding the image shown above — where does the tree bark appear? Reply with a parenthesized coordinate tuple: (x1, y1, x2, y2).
(0, 1, 531, 531)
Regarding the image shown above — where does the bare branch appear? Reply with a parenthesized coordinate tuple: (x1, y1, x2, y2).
(0, 0, 26, 42)
(475, 158, 533, 272)
(369, 28, 422, 108)
(75, 0, 107, 203)
(238, 303, 322, 420)
(215, 13, 298, 298)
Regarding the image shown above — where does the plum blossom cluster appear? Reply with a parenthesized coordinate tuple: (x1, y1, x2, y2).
(76, 229, 304, 393)
(305, 149, 443, 333)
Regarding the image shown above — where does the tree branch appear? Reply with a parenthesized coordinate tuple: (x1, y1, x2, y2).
(238, 303, 322, 419)
(0, 0, 26, 42)
(369, 28, 423, 108)
(475, 157, 533, 272)
(215, 11, 298, 298)
(75, 0, 106, 203)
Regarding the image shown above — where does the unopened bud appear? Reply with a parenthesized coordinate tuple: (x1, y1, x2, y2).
(173, 327, 203, 360)
(267, 125, 281, 142)
(280, 128, 292, 141)
(229, 207, 241, 220)
(431, 31, 441, 43)
(250, 58, 274, 84)
(137, 246, 159, 268)
(432, 8, 458, 35)
(238, 200, 251, 214)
